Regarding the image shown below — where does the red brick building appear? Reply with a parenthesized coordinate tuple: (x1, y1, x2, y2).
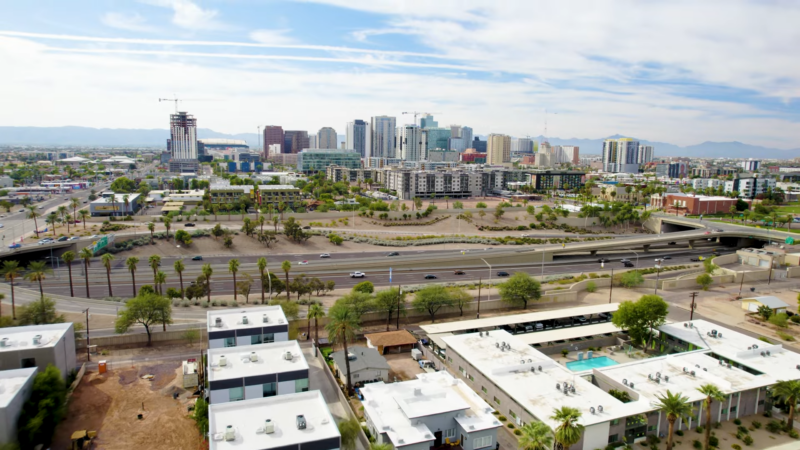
(652, 193, 737, 215)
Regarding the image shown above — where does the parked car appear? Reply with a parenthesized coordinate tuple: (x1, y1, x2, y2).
(454, 270, 465, 275)
(715, 229, 724, 232)
(57, 236, 69, 242)
(424, 274, 438, 279)
(184, 223, 195, 227)
(320, 253, 330, 258)
(532, 322, 544, 332)
(8, 243, 21, 249)
(497, 271, 510, 277)
(192, 256, 203, 261)
(598, 312, 612, 321)
(350, 271, 366, 278)
(597, 258, 610, 263)
(0, 224, 4, 229)
(387, 252, 400, 257)
(18, 209, 25, 213)
(703, 231, 711, 235)
(574, 315, 588, 324)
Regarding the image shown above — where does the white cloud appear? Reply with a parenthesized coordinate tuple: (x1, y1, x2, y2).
(140, 0, 227, 30)
(249, 29, 296, 45)
(101, 12, 156, 32)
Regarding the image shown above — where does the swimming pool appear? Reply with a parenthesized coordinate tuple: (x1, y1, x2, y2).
(566, 356, 619, 372)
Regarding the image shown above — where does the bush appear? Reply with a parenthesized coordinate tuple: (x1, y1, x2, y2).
(769, 312, 790, 328)
(513, 429, 522, 436)
(737, 425, 748, 435)
(696, 426, 704, 433)
(497, 415, 507, 422)
(507, 423, 515, 429)
(692, 440, 702, 449)
(766, 420, 783, 433)
(172, 299, 180, 307)
(791, 315, 800, 324)
(732, 444, 742, 450)
(742, 435, 753, 446)
(714, 422, 721, 429)
(752, 421, 761, 429)
(201, 301, 209, 308)
(789, 429, 799, 439)
(219, 300, 228, 307)
(646, 435, 660, 445)
(709, 436, 719, 448)
(211, 300, 218, 306)
(181, 300, 190, 307)
(676, 430, 684, 436)
(586, 281, 597, 293)
(561, 349, 569, 357)
(777, 330, 795, 341)
(734, 418, 742, 425)
(758, 336, 773, 344)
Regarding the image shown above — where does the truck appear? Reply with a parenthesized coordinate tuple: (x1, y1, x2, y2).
(350, 271, 366, 278)
(418, 360, 436, 373)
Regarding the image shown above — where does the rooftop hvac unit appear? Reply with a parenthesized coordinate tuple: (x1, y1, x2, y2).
(622, 379, 628, 386)
(656, 372, 661, 378)
(219, 356, 227, 367)
(691, 371, 696, 377)
(753, 344, 759, 349)
(250, 352, 258, 362)
(726, 364, 732, 369)
(538, 365, 542, 372)
(520, 360, 525, 364)
(264, 419, 274, 434)
(479, 331, 483, 337)
(495, 343, 500, 348)
(718, 333, 723, 338)
(0, 337, 8, 347)
(284, 351, 293, 361)
(33, 335, 42, 345)
(224, 425, 235, 441)
(664, 376, 670, 382)
(296, 415, 307, 430)
(527, 359, 532, 363)
(530, 367, 536, 373)
(215, 317, 223, 328)
(263, 314, 269, 323)
(242, 316, 249, 325)
(629, 382, 635, 389)
(598, 405, 603, 412)
(589, 407, 596, 414)
(767, 350, 771, 356)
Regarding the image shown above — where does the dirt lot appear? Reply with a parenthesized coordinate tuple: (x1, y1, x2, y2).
(52, 363, 202, 450)
(384, 352, 425, 381)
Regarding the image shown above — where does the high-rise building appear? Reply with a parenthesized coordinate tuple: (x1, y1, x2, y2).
(396, 125, 424, 161)
(602, 138, 640, 173)
(637, 145, 654, 164)
(317, 127, 337, 149)
(450, 125, 462, 139)
(308, 134, 317, 149)
(169, 111, 197, 160)
(741, 159, 761, 171)
(284, 130, 310, 154)
(369, 116, 397, 159)
(419, 114, 438, 129)
(346, 120, 368, 157)
(487, 134, 511, 164)
(448, 137, 466, 153)
(460, 127, 473, 149)
(263, 126, 284, 157)
(561, 146, 580, 165)
(422, 127, 451, 154)
(512, 138, 535, 154)
(471, 137, 487, 153)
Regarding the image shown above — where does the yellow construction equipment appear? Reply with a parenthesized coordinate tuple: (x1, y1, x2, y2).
(71, 430, 97, 449)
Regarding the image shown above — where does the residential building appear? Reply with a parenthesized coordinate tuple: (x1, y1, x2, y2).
(89, 192, 141, 217)
(366, 157, 402, 169)
(691, 178, 724, 190)
(526, 170, 585, 191)
(383, 169, 484, 200)
(199, 139, 250, 163)
(0, 368, 37, 445)
(401, 161, 460, 171)
(397, 125, 425, 161)
(325, 165, 379, 184)
(263, 126, 284, 157)
(369, 116, 397, 159)
(602, 138, 640, 173)
(486, 134, 511, 164)
(207, 340, 308, 404)
(637, 145, 654, 164)
(741, 296, 788, 314)
(284, 131, 310, 155)
(317, 127, 337, 150)
(365, 330, 417, 354)
(267, 153, 298, 166)
(207, 390, 340, 450)
(361, 371, 500, 450)
(655, 162, 687, 178)
(511, 138, 535, 154)
(207, 306, 289, 349)
(169, 111, 197, 161)
(652, 193, 737, 215)
(562, 145, 580, 165)
(346, 120, 368, 158)
(421, 127, 451, 153)
(256, 185, 302, 209)
(471, 137, 487, 153)
(297, 149, 361, 173)
(724, 175, 776, 199)
(330, 345, 390, 387)
(741, 159, 761, 171)
(0, 323, 76, 380)
(169, 159, 200, 173)
(691, 167, 712, 178)
(428, 150, 459, 162)
(419, 114, 438, 129)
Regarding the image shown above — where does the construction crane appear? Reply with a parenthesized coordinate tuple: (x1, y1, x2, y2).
(158, 96, 214, 114)
(402, 111, 441, 126)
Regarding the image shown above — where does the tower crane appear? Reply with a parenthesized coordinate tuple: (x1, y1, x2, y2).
(158, 96, 213, 114)
(402, 111, 441, 126)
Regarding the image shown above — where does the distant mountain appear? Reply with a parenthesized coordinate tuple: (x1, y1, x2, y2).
(0, 126, 796, 159)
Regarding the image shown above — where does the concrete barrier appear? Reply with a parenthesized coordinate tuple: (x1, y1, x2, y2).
(788, 267, 800, 279)
(76, 327, 206, 349)
(661, 274, 734, 291)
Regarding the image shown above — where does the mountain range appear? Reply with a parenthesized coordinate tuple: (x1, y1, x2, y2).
(0, 126, 796, 159)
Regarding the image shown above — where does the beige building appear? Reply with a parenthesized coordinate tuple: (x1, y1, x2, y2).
(486, 133, 511, 164)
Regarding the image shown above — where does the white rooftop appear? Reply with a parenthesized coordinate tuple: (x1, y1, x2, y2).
(207, 306, 288, 333)
(207, 341, 307, 382)
(421, 303, 618, 334)
(0, 323, 72, 354)
(360, 371, 500, 448)
(0, 368, 36, 408)
(208, 390, 339, 450)
(91, 193, 141, 203)
(258, 185, 300, 191)
(515, 322, 623, 346)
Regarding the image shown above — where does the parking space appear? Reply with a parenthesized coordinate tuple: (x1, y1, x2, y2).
(384, 352, 425, 381)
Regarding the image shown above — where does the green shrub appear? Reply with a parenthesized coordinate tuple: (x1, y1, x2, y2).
(498, 415, 507, 422)
(737, 425, 748, 435)
(791, 315, 800, 324)
(714, 422, 721, 429)
(696, 425, 704, 433)
(172, 299, 180, 307)
(219, 300, 228, 307)
(513, 429, 522, 436)
(752, 421, 761, 429)
(586, 281, 597, 293)
(766, 420, 783, 433)
(789, 429, 799, 439)
(709, 436, 719, 448)
(769, 313, 789, 328)
(777, 330, 795, 341)
(646, 435, 660, 445)
(692, 440, 702, 449)
(758, 336, 772, 344)
(734, 418, 742, 425)
(201, 301, 209, 308)
(742, 435, 753, 446)
(731, 444, 742, 450)
(507, 423, 515, 429)
(676, 430, 684, 436)
(561, 349, 569, 357)
(181, 300, 190, 307)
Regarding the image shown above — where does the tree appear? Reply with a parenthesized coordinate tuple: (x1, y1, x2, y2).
(326, 280, 336, 294)
(163, 215, 172, 240)
(269, 299, 299, 319)
(772, 380, 800, 432)
(257, 257, 268, 304)
(518, 421, 553, 450)
(148, 254, 161, 288)
(115, 293, 172, 346)
(448, 286, 472, 316)
(757, 304, 773, 321)
(308, 303, 325, 344)
(56, 251, 76, 298)
(696, 273, 713, 290)
(338, 417, 361, 450)
(110, 176, 136, 193)
(413, 285, 454, 323)
(654, 390, 693, 450)
(101, 253, 115, 297)
(337, 292, 373, 317)
(223, 234, 234, 248)
(283, 216, 310, 242)
(45, 213, 58, 237)
(476, 202, 487, 208)
(79, 209, 89, 230)
(498, 272, 542, 309)
(702, 258, 718, 274)
(549, 406, 583, 450)
(79, 247, 93, 297)
(17, 365, 67, 449)
(57, 205, 69, 233)
(174, 259, 185, 298)
(17, 296, 65, 325)
(617, 270, 644, 288)
(237, 274, 253, 304)
(1, 260, 22, 319)
(326, 303, 361, 393)
(612, 295, 669, 352)
(374, 287, 406, 331)
(352, 280, 374, 294)
(493, 203, 505, 220)
(26, 206, 41, 238)
(202, 263, 213, 303)
(147, 221, 155, 242)
(697, 384, 725, 450)
(281, 260, 292, 301)
(175, 229, 193, 246)
(229, 259, 240, 301)
(25, 261, 51, 300)
(155, 270, 167, 297)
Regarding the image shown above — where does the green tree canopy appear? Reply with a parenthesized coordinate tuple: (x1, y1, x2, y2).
(115, 293, 172, 346)
(110, 176, 136, 193)
(352, 280, 375, 294)
(498, 272, 542, 309)
(412, 285, 454, 322)
(611, 295, 669, 352)
(17, 296, 65, 325)
(17, 364, 67, 448)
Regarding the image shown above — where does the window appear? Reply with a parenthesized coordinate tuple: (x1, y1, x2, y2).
(444, 428, 456, 439)
(608, 434, 619, 443)
(264, 333, 275, 343)
(481, 386, 487, 394)
(448, 357, 452, 363)
(721, 409, 727, 415)
(468, 374, 474, 382)
(224, 337, 235, 348)
(509, 410, 517, 419)
(251, 335, 262, 345)
(731, 406, 737, 413)
(493, 396, 501, 405)
(758, 400, 765, 405)
(610, 419, 620, 426)
(229, 387, 244, 402)
(296, 378, 309, 393)
(473, 436, 492, 449)
(354, 374, 360, 379)
(263, 382, 276, 397)
(20, 358, 36, 368)
(459, 366, 464, 374)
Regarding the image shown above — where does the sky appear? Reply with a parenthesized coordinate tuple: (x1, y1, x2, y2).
(0, 0, 799, 148)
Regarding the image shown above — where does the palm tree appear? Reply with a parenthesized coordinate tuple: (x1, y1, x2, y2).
(126, 256, 139, 297)
(155, 270, 167, 296)
(101, 253, 115, 297)
(772, 380, 800, 431)
(518, 421, 553, 450)
(325, 304, 361, 393)
(308, 303, 325, 345)
(24, 261, 52, 300)
(229, 259, 240, 302)
(122, 194, 130, 216)
(272, 215, 279, 232)
(549, 406, 583, 450)
(62, 251, 76, 297)
(26, 206, 41, 237)
(58, 205, 69, 233)
(70, 197, 80, 221)
(148, 254, 161, 288)
(281, 260, 292, 301)
(258, 215, 266, 235)
(174, 259, 185, 298)
(147, 222, 155, 243)
(79, 209, 89, 230)
(1, 261, 23, 319)
(696, 384, 725, 450)
(163, 216, 172, 240)
(45, 213, 58, 237)
(654, 390, 693, 450)
(202, 263, 213, 303)
(257, 257, 268, 304)
(79, 247, 93, 297)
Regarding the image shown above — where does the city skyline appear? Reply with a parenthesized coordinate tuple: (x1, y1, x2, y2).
(0, 1, 798, 149)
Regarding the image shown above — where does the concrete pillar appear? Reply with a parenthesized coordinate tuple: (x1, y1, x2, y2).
(643, 244, 650, 252)
(590, 250, 597, 256)
(688, 240, 695, 249)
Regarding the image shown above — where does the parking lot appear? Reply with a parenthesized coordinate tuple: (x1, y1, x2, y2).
(499, 311, 613, 335)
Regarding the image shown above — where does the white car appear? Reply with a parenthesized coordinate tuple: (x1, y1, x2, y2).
(298, 260, 309, 265)
(320, 253, 330, 258)
(0, 224, 4, 228)
(350, 271, 366, 278)
(38, 239, 54, 245)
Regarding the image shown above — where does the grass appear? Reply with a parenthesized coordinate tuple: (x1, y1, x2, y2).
(775, 206, 800, 214)
(707, 219, 800, 234)
(777, 331, 795, 342)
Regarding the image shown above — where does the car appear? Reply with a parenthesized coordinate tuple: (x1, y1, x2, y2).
(620, 259, 631, 264)
(57, 236, 69, 242)
(387, 252, 400, 257)
(704, 231, 711, 235)
(83, 201, 88, 203)
(521, 234, 530, 237)
(298, 261, 309, 265)
(711, 252, 720, 256)
(90, 235, 100, 239)
(8, 243, 20, 249)
(302, 226, 311, 229)
(454, 270, 465, 275)
(68, 237, 79, 241)
(597, 258, 611, 263)
(497, 271, 510, 277)
(623, 261, 635, 267)
(662, 256, 672, 260)
(574, 315, 588, 324)
(424, 274, 438, 279)
(0, 224, 3, 229)
(18, 209, 24, 213)
(37, 206, 44, 209)
(668, 241, 677, 245)
(320, 253, 330, 258)
(192, 256, 203, 261)
(38, 239, 53, 245)
(690, 256, 705, 262)
(350, 271, 366, 278)
(715, 229, 724, 232)
(184, 223, 195, 227)
(598, 312, 612, 321)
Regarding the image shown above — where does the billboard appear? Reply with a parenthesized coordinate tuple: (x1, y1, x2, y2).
(89, 234, 114, 255)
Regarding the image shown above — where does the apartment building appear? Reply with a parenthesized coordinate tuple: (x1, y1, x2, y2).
(256, 185, 302, 208)
(207, 306, 289, 349)
(297, 149, 361, 173)
(0, 323, 76, 380)
(526, 170, 585, 191)
(325, 165, 379, 184)
(0, 368, 37, 445)
(724, 176, 776, 199)
(602, 138, 640, 173)
(382, 169, 484, 200)
(691, 178, 724, 190)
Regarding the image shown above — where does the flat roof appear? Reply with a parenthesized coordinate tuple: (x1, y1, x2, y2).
(0, 323, 72, 354)
(91, 193, 141, 203)
(742, 296, 789, 309)
(361, 371, 500, 448)
(516, 322, 623, 346)
(258, 185, 300, 191)
(207, 341, 307, 382)
(208, 390, 339, 450)
(207, 306, 288, 333)
(0, 367, 36, 408)
(420, 303, 619, 335)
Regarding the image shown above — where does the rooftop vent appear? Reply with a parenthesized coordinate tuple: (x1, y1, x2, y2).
(265, 419, 275, 434)
(691, 371, 696, 377)
(215, 317, 223, 327)
(296, 415, 307, 430)
(556, 383, 561, 390)
(278, 318, 285, 324)
(767, 351, 771, 356)
(590, 407, 596, 414)
(0, 337, 8, 347)
(538, 365, 542, 372)
(656, 372, 661, 379)
(753, 344, 759, 349)
(718, 333, 723, 338)
(598, 405, 603, 412)
(629, 382, 635, 389)
(263, 314, 269, 323)
(399, 439, 405, 444)
(664, 376, 670, 382)
(479, 331, 483, 337)
(528, 359, 532, 363)
(219, 356, 227, 367)
(242, 316, 249, 325)
(761, 351, 766, 357)
(33, 335, 42, 345)
(726, 364, 731, 369)
(225, 425, 235, 441)
(495, 343, 500, 349)
(530, 367, 536, 373)
(520, 360, 525, 364)
(250, 352, 258, 362)
(414, 388, 423, 396)
(623, 379, 628, 386)
(284, 351, 293, 361)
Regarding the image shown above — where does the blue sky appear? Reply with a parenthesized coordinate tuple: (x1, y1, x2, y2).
(0, 0, 798, 148)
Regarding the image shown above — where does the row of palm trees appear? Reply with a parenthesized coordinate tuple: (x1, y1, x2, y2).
(0, 259, 57, 319)
(24, 199, 89, 238)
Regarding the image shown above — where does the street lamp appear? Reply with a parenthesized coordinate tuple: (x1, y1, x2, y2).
(654, 260, 662, 295)
(627, 248, 640, 267)
(602, 261, 614, 304)
(481, 258, 492, 303)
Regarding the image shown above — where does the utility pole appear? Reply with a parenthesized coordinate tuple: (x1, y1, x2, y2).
(396, 285, 402, 330)
(608, 268, 614, 304)
(768, 257, 774, 285)
(83, 308, 91, 362)
(689, 292, 698, 320)
(477, 277, 482, 319)
(737, 271, 746, 299)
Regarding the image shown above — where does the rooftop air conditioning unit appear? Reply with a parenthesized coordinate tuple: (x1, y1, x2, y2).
(629, 382, 635, 389)
(623, 379, 628, 386)
(264, 419, 275, 434)
(263, 314, 269, 323)
(242, 316, 249, 325)
(598, 405, 604, 412)
(664, 376, 670, 382)
(215, 317, 223, 328)
(0, 337, 8, 347)
(224, 425, 235, 441)
(219, 356, 227, 367)
(296, 415, 307, 430)
(284, 351, 293, 361)
(250, 352, 258, 362)
(590, 407, 596, 414)
(33, 335, 42, 345)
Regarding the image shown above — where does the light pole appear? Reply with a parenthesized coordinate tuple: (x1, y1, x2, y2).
(83, 308, 91, 362)
(481, 258, 492, 303)
(654, 260, 662, 295)
(627, 248, 639, 267)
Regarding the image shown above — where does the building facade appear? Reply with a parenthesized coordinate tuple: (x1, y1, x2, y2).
(316, 127, 337, 150)
(383, 169, 484, 199)
(724, 176, 776, 199)
(0, 323, 76, 380)
(0, 368, 37, 445)
(526, 170, 585, 191)
(486, 134, 511, 164)
(741, 160, 760, 171)
(602, 138, 640, 173)
(369, 116, 397, 159)
(422, 127, 451, 153)
(207, 307, 289, 349)
(397, 125, 425, 162)
(169, 111, 198, 161)
(346, 120, 368, 158)
(637, 145, 654, 164)
(419, 114, 438, 128)
(263, 126, 284, 157)
(284, 131, 309, 155)
(297, 149, 361, 173)
(655, 162, 687, 178)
